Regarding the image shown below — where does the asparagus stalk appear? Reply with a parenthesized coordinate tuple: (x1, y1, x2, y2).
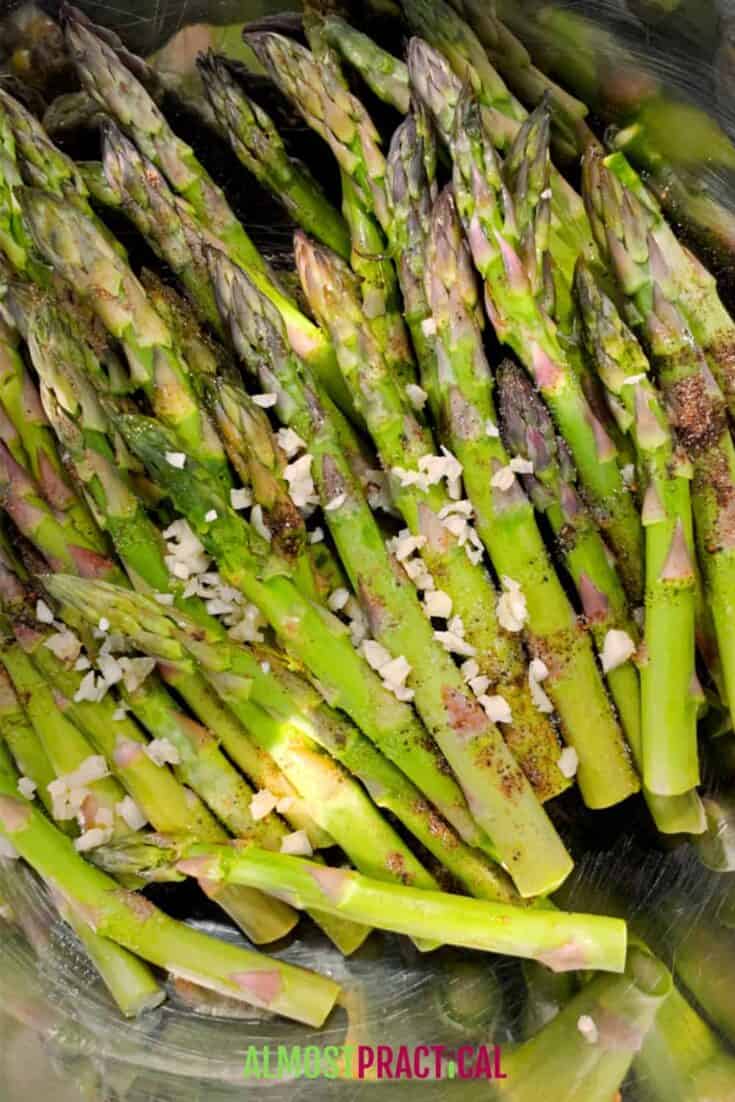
(248, 31, 391, 234)
(197, 52, 351, 259)
(634, 981, 735, 1102)
(61, 11, 355, 423)
(100, 123, 223, 334)
(585, 154, 735, 739)
(65, 412, 497, 857)
(90, 834, 628, 973)
(405, 31, 595, 282)
(498, 946, 671, 1101)
(419, 184, 636, 809)
(0, 666, 65, 823)
(18, 190, 232, 493)
(451, 94, 644, 601)
(0, 739, 164, 1017)
(0, 316, 104, 554)
(322, 15, 411, 112)
(574, 264, 706, 806)
(45, 573, 557, 906)
(211, 249, 573, 868)
(0, 771, 341, 1026)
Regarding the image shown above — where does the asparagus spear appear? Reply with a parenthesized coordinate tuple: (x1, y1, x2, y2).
(213, 247, 571, 826)
(497, 361, 641, 746)
(322, 15, 411, 112)
(198, 52, 350, 259)
(0, 666, 63, 823)
(89, 833, 627, 973)
(451, 93, 644, 601)
(47, 571, 573, 899)
(419, 184, 637, 808)
(68, 411, 496, 855)
(0, 739, 164, 1017)
(61, 11, 355, 423)
(0, 766, 341, 1026)
(405, 32, 595, 282)
(0, 316, 105, 554)
(574, 264, 707, 805)
(100, 123, 223, 334)
(17, 192, 231, 492)
(498, 946, 670, 1101)
(634, 980, 735, 1102)
(585, 154, 735, 742)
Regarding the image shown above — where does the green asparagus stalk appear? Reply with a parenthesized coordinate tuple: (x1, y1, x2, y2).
(634, 980, 735, 1102)
(58, 896, 165, 1017)
(0, 738, 164, 1017)
(0, 666, 62, 822)
(0, 770, 341, 1026)
(451, 93, 644, 601)
(322, 15, 410, 112)
(498, 946, 670, 1101)
(89, 833, 627, 973)
(63, 413, 498, 858)
(574, 262, 705, 805)
(584, 153, 735, 740)
(198, 52, 351, 258)
(18, 190, 232, 493)
(419, 183, 637, 808)
(0, 86, 124, 258)
(593, 151, 735, 417)
(248, 31, 391, 233)
(0, 317, 105, 553)
(211, 249, 573, 864)
(100, 123, 222, 333)
(405, 31, 596, 282)
(76, 160, 122, 210)
(45, 573, 555, 905)
(61, 11, 355, 423)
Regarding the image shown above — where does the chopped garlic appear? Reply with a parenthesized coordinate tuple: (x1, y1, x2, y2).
(250, 790, 278, 820)
(73, 670, 104, 704)
(622, 374, 646, 387)
(280, 830, 313, 856)
(558, 747, 579, 779)
(421, 316, 436, 337)
(406, 383, 428, 410)
(601, 629, 636, 674)
(165, 452, 186, 469)
(43, 630, 81, 662)
(485, 420, 500, 438)
(497, 577, 528, 633)
(361, 639, 392, 671)
(17, 776, 36, 799)
(119, 657, 156, 694)
(74, 656, 91, 671)
(469, 675, 491, 696)
(154, 592, 174, 606)
(327, 588, 350, 612)
(145, 739, 180, 767)
(621, 464, 636, 488)
(389, 529, 427, 562)
(74, 827, 114, 853)
(309, 527, 324, 544)
(276, 427, 307, 458)
(529, 657, 554, 714)
(230, 487, 253, 511)
(577, 1015, 599, 1044)
(324, 492, 346, 512)
(491, 466, 516, 491)
(461, 658, 480, 682)
(252, 392, 277, 408)
(284, 454, 319, 510)
(423, 590, 453, 619)
(35, 599, 55, 624)
(380, 655, 412, 689)
(479, 694, 512, 724)
(112, 707, 128, 722)
(250, 504, 272, 541)
(98, 617, 110, 632)
(510, 456, 534, 475)
(204, 509, 218, 523)
(434, 630, 477, 657)
(439, 500, 473, 520)
(116, 796, 147, 831)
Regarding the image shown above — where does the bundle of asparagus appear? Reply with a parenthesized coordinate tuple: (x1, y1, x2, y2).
(1, 4, 735, 1094)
